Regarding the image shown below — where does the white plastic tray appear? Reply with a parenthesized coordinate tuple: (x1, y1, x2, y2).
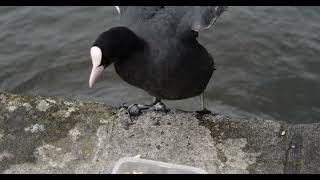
(111, 157, 208, 174)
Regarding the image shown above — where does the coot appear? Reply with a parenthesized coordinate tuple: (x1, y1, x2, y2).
(89, 6, 227, 116)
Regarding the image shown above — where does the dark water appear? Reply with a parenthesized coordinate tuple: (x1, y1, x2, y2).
(0, 6, 320, 124)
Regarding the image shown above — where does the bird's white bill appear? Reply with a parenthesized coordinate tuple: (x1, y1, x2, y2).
(89, 66, 104, 88)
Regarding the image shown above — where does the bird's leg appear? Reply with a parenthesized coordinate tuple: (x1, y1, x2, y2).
(151, 97, 161, 106)
(197, 92, 211, 114)
(201, 93, 205, 111)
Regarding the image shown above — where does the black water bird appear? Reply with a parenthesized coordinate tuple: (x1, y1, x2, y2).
(89, 6, 227, 116)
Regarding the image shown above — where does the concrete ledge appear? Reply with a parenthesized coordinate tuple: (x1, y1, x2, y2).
(0, 92, 319, 174)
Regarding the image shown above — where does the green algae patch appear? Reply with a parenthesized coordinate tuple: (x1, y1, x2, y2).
(0, 93, 115, 173)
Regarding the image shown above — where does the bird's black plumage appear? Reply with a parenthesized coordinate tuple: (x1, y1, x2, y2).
(92, 6, 226, 101)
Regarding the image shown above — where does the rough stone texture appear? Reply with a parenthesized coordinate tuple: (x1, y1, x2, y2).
(0, 92, 319, 174)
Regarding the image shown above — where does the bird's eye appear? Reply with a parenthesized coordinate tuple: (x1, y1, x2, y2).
(90, 46, 102, 67)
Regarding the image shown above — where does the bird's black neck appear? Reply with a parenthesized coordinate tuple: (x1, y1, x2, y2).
(94, 26, 146, 66)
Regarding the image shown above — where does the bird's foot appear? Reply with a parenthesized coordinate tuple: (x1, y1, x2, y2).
(119, 103, 149, 120)
(151, 102, 170, 113)
(119, 102, 170, 120)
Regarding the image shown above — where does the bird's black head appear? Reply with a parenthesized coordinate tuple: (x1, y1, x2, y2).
(89, 26, 145, 88)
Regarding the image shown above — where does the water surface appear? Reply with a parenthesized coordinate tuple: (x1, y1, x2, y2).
(1, 6, 320, 124)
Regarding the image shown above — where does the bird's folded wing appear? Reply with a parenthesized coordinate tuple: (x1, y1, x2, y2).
(114, 6, 227, 32)
(189, 6, 228, 32)
(114, 6, 164, 21)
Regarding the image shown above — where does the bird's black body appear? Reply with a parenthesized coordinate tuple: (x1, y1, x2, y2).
(113, 28, 215, 100)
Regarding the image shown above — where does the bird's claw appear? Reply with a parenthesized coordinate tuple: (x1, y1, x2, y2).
(152, 102, 170, 113)
(127, 104, 142, 117)
(119, 103, 129, 110)
(119, 103, 140, 121)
